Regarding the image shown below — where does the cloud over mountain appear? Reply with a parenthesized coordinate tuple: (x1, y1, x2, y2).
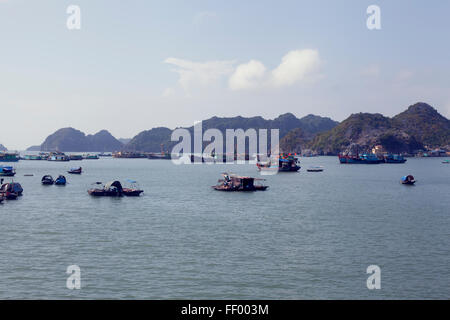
(166, 49, 322, 94)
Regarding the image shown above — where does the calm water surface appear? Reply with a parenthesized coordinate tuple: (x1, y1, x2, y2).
(0, 156, 449, 299)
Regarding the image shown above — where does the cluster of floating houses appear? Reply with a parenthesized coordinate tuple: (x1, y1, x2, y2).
(1, 147, 449, 203)
(0, 163, 144, 203)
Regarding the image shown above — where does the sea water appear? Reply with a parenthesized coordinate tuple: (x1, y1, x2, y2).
(0, 157, 449, 299)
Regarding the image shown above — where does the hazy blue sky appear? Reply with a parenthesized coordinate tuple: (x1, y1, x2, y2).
(1, 0, 449, 149)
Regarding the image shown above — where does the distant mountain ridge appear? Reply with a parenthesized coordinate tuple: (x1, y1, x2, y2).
(39, 128, 124, 152)
(304, 102, 449, 155)
(124, 113, 339, 152)
(29, 102, 447, 155)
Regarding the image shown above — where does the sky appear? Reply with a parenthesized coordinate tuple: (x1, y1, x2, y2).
(1, 0, 449, 150)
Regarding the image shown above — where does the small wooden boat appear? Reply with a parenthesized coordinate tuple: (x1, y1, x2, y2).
(68, 167, 82, 174)
(122, 180, 144, 196)
(1, 182, 23, 196)
(55, 175, 67, 185)
(1, 182, 23, 199)
(212, 173, 268, 191)
(0, 186, 19, 200)
(401, 175, 416, 185)
(88, 181, 123, 197)
(0, 166, 16, 177)
(442, 160, 450, 164)
(307, 166, 324, 172)
(41, 175, 54, 185)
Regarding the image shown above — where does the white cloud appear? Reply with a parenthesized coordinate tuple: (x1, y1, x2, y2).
(229, 49, 322, 91)
(229, 60, 266, 90)
(164, 57, 235, 93)
(164, 49, 322, 94)
(270, 49, 321, 87)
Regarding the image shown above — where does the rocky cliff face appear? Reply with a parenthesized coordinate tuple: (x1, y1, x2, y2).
(307, 102, 448, 154)
(40, 128, 123, 152)
(392, 102, 450, 147)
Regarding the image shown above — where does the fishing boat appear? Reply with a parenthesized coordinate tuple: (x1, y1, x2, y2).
(0, 152, 19, 162)
(68, 167, 82, 174)
(83, 154, 99, 160)
(88, 181, 123, 197)
(98, 153, 112, 157)
(401, 175, 416, 185)
(1, 182, 23, 197)
(41, 175, 55, 185)
(112, 152, 147, 158)
(69, 154, 83, 161)
(122, 180, 144, 196)
(48, 152, 70, 162)
(338, 153, 383, 164)
(257, 154, 300, 172)
(212, 173, 268, 191)
(442, 159, 450, 164)
(0, 166, 16, 177)
(307, 166, 324, 172)
(147, 153, 171, 160)
(384, 154, 407, 163)
(55, 175, 67, 185)
(22, 155, 43, 160)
